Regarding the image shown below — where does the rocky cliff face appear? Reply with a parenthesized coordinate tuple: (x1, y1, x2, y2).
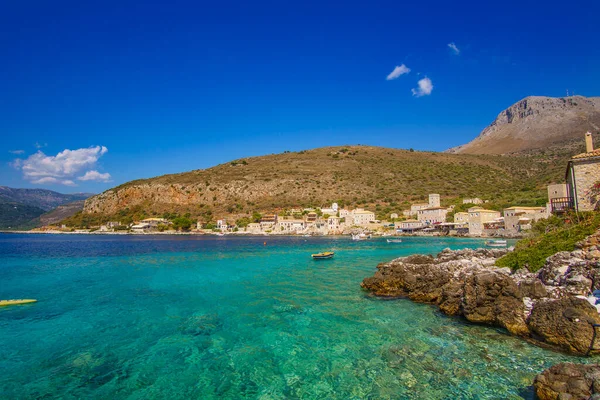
(447, 96, 600, 154)
(361, 234, 600, 355)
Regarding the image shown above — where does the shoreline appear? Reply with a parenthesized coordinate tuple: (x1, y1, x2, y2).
(361, 244, 600, 356)
(0, 229, 523, 239)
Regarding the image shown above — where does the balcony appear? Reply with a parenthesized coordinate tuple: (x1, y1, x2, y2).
(550, 197, 574, 213)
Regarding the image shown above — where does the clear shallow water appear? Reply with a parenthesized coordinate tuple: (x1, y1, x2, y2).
(0, 234, 594, 399)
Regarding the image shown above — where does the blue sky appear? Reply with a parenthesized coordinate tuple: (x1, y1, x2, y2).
(1, 0, 599, 193)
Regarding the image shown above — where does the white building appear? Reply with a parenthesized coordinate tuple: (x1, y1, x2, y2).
(320, 202, 339, 216)
(463, 198, 484, 205)
(217, 219, 228, 231)
(131, 223, 151, 233)
(351, 209, 376, 225)
(277, 218, 306, 233)
(397, 219, 424, 231)
(327, 216, 341, 231)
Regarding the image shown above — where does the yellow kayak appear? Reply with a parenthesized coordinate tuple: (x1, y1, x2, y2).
(0, 299, 37, 307)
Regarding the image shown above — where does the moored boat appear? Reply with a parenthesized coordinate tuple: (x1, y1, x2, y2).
(386, 239, 402, 243)
(485, 239, 507, 247)
(0, 299, 37, 307)
(311, 252, 334, 259)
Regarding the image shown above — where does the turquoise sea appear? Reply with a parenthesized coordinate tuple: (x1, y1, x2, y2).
(0, 234, 594, 399)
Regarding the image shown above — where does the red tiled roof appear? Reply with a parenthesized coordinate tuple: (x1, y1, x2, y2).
(571, 149, 600, 160)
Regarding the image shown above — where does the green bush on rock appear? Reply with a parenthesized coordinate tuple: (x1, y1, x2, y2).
(496, 212, 600, 272)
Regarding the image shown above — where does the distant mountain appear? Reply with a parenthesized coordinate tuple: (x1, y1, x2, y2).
(0, 187, 92, 211)
(447, 96, 600, 154)
(0, 187, 93, 229)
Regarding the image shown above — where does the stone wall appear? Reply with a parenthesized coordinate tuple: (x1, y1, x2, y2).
(572, 159, 600, 211)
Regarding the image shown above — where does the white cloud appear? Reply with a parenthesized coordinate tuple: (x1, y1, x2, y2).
(78, 170, 112, 182)
(12, 145, 110, 186)
(448, 42, 460, 55)
(411, 77, 433, 97)
(386, 64, 411, 80)
(34, 142, 47, 149)
(9, 150, 25, 155)
(31, 177, 76, 186)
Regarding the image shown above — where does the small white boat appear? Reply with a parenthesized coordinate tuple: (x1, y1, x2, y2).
(351, 234, 366, 241)
(485, 240, 507, 247)
(386, 239, 402, 243)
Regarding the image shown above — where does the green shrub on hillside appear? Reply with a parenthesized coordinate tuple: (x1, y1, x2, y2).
(495, 212, 600, 272)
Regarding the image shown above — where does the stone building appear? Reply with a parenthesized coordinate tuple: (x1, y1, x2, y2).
(503, 206, 548, 234)
(351, 209, 376, 225)
(453, 212, 469, 227)
(417, 207, 448, 225)
(547, 183, 570, 213)
(468, 207, 501, 236)
(566, 132, 600, 212)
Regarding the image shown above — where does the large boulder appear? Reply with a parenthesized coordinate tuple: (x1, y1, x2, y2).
(534, 363, 600, 400)
(528, 297, 600, 355)
(462, 271, 529, 335)
(538, 251, 600, 296)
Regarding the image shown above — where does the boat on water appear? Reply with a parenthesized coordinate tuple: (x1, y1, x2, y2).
(386, 239, 402, 243)
(311, 252, 334, 259)
(485, 239, 507, 247)
(351, 233, 370, 241)
(0, 299, 37, 307)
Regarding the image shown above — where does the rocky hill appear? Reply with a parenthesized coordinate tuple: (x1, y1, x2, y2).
(447, 95, 600, 154)
(39, 200, 87, 226)
(75, 145, 571, 226)
(0, 187, 92, 229)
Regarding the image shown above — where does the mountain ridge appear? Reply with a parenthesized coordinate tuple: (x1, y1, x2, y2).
(69, 144, 573, 227)
(447, 95, 600, 154)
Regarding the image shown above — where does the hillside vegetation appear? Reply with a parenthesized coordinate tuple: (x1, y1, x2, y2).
(64, 144, 575, 228)
(0, 202, 46, 230)
(496, 213, 600, 272)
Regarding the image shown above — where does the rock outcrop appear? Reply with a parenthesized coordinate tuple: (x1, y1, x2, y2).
(447, 96, 600, 154)
(534, 363, 600, 400)
(361, 246, 600, 355)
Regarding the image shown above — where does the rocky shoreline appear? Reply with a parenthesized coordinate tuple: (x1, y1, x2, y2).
(361, 239, 600, 355)
(534, 363, 600, 400)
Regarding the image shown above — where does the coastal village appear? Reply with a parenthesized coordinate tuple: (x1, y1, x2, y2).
(48, 132, 600, 239)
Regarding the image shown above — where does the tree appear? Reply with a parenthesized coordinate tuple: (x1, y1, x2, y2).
(252, 212, 262, 223)
(236, 217, 251, 228)
(172, 216, 193, 231)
